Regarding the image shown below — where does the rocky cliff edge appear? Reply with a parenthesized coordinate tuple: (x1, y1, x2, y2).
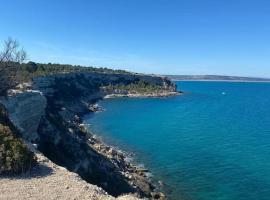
(0, 72, 177, 199)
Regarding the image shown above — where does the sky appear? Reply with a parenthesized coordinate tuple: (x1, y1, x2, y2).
(0, 0, 270, 77)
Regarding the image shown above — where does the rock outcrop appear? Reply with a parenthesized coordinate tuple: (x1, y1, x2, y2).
(0, 89, 46, 142)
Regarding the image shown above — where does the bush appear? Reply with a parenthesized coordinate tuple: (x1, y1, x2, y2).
(0, 62, 19, 95)
(0, 61, 132, 95)
(104, 80, 164, 94)
(0, 124, 36, 174)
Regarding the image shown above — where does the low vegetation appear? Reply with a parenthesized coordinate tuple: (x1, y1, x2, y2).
(0, 61, 133, 94)
(0, 38, 132, 95)
(20, 62, 131, 77)
(104, 80, 164, 94)
(0, 106, 36, 174)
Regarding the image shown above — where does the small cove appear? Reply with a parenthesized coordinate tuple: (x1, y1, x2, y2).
(84, 81, 270, 200)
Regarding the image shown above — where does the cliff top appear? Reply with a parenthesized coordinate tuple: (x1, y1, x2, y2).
(0, 147, 142, 200)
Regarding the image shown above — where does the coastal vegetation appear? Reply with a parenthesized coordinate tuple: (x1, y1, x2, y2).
(0, 106, 36, 174)
(0, 38, 131, 95)
(0, 61, 132, 95)
(0, 38, 28, 95)
(104, 80, 164, 94)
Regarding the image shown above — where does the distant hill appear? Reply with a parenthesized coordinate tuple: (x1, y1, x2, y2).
(166, 75, 270, 82)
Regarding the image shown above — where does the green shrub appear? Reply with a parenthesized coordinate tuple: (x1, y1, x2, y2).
(0, 124, 36, 174)
(0, 61, 132, 94)
(104, 80, 164, 94)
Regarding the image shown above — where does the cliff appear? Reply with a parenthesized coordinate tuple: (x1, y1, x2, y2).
(0, 89, 46, 141)
(0, 71, 177, 199)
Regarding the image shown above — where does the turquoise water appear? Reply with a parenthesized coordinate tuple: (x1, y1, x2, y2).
(85, 82, 270, 200)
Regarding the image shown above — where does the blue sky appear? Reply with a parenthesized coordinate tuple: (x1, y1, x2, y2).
(0, 0, 270, 77)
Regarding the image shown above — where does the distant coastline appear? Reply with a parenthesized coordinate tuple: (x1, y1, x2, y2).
(165, 75, 270, 82)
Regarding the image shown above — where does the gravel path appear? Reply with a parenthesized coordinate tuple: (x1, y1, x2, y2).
(0, 152, 142, 200)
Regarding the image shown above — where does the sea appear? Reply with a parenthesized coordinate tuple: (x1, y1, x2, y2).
(84, 81, 270, 200)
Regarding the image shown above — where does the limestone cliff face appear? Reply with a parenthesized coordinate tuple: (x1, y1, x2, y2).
(0, 90, 46, 141)
(33, 72, 177, 96)
(1, 72, 175, 199)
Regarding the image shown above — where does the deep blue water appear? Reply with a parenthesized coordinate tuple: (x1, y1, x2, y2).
(84, 81, 270, 200)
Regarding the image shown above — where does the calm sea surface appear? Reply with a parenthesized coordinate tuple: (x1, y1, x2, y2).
(84, 81, 270, 200)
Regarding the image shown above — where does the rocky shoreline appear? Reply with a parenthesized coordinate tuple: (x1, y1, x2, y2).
(78, 92, 181, 199)
(82, 90, 182, 198)
(80, 123, 166, 200)
(0, 72, 179, 199)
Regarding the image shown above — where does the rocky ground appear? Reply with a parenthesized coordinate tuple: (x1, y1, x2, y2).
(0, 150, 142, 200)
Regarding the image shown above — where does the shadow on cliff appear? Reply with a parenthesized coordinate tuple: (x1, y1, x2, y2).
(30, 72, 169, 198)
(37, 113, 137, 197)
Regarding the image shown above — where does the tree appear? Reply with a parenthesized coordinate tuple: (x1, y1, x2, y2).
(0, 38, 28, 95)
(0, 37, 27, 64)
